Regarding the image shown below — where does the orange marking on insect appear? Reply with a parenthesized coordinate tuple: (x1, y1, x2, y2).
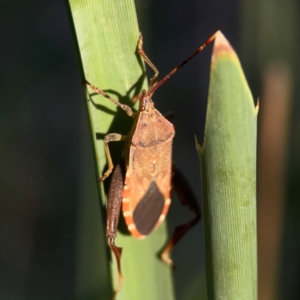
(128, 223, 136, 231)
(125, 222, 145, 239)
(161, 206, 170, 217)
(165, 198, 171, 205)
(124, 215, 134, 226)
(122, 188, 131, 199)
(160, 200, 171, 218)
(159, 214, 166, 222)
(130, 226, 145, 239)
(122, 201, 131, 215)
(123, 211, 132, 217)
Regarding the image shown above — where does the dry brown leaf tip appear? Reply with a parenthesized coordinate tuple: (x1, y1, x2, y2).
(212, 31, 237, 63)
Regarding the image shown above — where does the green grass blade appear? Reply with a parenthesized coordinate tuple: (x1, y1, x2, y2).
(197, 32, 258, 300)
(66, 1, 174, 299)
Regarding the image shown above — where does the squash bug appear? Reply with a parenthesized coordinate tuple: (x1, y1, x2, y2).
(85, 31, 217, 296)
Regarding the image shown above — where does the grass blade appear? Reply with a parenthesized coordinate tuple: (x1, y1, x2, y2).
(197, 32, 258, 300)
(66, 1, 175, 299)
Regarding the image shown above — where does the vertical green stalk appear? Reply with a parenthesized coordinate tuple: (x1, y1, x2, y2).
(66, 1, 174, 299)
(197, 32, 258, 300)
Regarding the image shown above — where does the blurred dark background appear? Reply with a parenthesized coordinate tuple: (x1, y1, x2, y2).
(0, 0, 299, 299)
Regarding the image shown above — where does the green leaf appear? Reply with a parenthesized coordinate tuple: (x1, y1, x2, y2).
(66, 1, 174, 299)
(197, 32, 258, 300)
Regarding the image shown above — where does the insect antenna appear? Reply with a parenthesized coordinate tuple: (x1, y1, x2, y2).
(147, 31, 219, 97)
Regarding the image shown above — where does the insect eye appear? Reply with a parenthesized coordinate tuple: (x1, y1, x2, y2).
(151, 100, 155, 106)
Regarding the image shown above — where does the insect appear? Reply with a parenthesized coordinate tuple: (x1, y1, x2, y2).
(85, 31, 217, 297)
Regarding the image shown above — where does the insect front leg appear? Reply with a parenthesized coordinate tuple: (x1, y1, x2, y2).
(160, 165, 201, 265)
(137, 32, 159, 88)
(106, 162, 125, 298)
(85, 79, 134, 117)
(100, 133, 127, 181)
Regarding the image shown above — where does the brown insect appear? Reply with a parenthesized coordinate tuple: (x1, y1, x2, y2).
(85, 31, 217, 297)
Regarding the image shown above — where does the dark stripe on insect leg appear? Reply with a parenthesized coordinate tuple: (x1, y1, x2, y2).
(147, 31, 218, 96)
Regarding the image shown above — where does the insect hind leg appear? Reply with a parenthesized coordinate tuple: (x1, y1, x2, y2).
(106, 163, 125, 298)
(160, 164, 201, 266)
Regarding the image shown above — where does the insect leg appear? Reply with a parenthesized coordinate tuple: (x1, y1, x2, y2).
(100, 133, 127, 181)
(107, 162, 125, 298)
(85, 79, 134, 117)
(160, 164, 201, 265)
(137, 32, 159, 88)
(131, 89, 146, 104)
